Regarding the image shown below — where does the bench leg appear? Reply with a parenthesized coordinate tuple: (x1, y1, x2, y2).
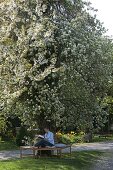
(33, 149, 36, 158)
(57, 150, 58, 157)
(70, 146, 72, 156)
(39, 150, 41, 157)
(56, 150, 61, 158)
(59, 150, 62, 158)
(20, 149, 22, 158)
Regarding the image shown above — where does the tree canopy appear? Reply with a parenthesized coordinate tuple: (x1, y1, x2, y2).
(0, 0, 113, 131)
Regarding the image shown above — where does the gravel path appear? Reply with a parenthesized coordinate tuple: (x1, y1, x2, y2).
(91, 151, 113, 170)
(0, 150, 20, 160)
(72, 142, 113, 151)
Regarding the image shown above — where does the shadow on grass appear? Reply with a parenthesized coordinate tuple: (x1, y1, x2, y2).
(0, 151, 103, 170)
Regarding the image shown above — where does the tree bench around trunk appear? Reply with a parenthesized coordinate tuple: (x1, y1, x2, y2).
(20, 145, 72, 158)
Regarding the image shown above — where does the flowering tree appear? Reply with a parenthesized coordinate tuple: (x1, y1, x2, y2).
(0, 0, 79, 128)
(0, 0, 113, 130)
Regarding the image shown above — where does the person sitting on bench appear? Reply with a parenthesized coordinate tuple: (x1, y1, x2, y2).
(34, 126, 55, 148)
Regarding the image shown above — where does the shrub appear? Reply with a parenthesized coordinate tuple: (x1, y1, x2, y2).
(1, 130, 15, 141)
(16, 126, 28, 146)
(56, 131, 84, 144)
(16, 127, 36, 146)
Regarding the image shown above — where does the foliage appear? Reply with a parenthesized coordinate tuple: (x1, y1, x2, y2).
(93, 134, 113, 143)
(16, 126, 36, 146)
(102, 84, 113, 126)
(0, 115, 7, 134)
(56, 131, 84, 144)
(16, 126, 28, 146)
(58, 13, 113, 130)
(2, 130, 15, 141)
(0, 140, 18, 151)
(0, 0, 113, 131)
(0, 0, 69, 128)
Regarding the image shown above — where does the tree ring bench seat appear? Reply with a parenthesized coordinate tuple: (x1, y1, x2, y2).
(20, 145, 72, 158)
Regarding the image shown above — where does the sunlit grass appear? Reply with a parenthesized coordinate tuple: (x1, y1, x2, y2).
(0, 151, 103, 170)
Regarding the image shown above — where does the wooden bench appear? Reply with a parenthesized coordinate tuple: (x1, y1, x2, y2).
(20, 145, 72, 158)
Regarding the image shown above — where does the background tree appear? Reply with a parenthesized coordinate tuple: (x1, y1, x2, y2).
(58, 11, 113, 130)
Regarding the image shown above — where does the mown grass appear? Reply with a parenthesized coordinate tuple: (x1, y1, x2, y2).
(93, 135, 113, 143)
(0, 140, 18, 151)
(0, 151, 103, 170)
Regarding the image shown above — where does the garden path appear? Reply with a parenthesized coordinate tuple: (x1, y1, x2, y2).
(91, 151, 113, 170)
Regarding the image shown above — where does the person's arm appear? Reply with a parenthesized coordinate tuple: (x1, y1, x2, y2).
(35, 134, 44, 139)
(38, 135, 44, 139)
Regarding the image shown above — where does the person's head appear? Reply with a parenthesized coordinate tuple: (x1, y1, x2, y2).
(44, 126, 50, 133)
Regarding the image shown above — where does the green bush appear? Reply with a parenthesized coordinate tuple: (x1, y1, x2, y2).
(61, 135, 71, 144)
(56, 131, 84, 144)
(1, 130, 15, 141)
(16, 127, 36, 146)
(16, 126, 28, 146)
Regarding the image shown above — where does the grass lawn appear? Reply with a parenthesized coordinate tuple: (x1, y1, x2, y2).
(93, 135, 113, 143)
(0, 140, 18, 151)
(0, 151, 103, 170)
